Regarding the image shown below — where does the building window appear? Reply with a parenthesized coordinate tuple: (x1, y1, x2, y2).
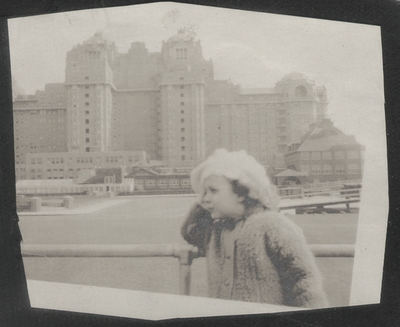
(85, 111, 89, 115)
(181, 146, 185, 151)
(180, 85, 184, 89)
(300, 152, 310, 160)
(181, 178, 190, 185)
(86, 119, 89, 124)
(86, 129, 89, 133)
(311, 164, 321, 174)
(86, 147, 90, 152)
(322, 152, 332, 160)
(157, 179, 166, 185)
(85, 76, 89, 80)
(180, 93, 184, 97)
(347, 150, 359, 159)
(300, 164, 310, 172)
(86, 138, 90, 143)
(334, 151, 345, 159)
(169, 179, 178, 185)
(181, 155, 186, 161)
(181, 118, 185, 123)
(85, 102, 89, 106)
(181, 137, 185, 142)
(335, 163, 345, 174)
(347, 163, 360, 174)
(311, 152, 321, 160)
(176, 48, 187, 59)
(181, 102, 184, 106)
(85, 94, 89, 98)
(181, 110, 184, 114)
(323, 164, 333, 174)
(295, 85, 307, 97)
(85, 85, 89, 89)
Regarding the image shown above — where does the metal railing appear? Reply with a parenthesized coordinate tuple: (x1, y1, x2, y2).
(21, 243, 354, 296)
(278, 179, 361, 192)
(278, 186, 362, 213)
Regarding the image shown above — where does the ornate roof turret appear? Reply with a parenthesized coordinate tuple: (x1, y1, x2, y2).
(167, 28, 196, 43)
(277, 72, 314, 84)
(85, 31, 110, 45)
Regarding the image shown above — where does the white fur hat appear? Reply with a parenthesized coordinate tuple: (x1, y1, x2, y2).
(191, 149, 280, 210)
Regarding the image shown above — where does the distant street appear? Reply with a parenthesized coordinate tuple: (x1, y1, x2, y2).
(18, 195, 359, 245)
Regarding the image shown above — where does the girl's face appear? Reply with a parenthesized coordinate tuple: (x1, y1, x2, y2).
(201, 175, 245, 219)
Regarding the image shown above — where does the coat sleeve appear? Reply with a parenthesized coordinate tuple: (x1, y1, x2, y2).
(264, 215, 329, 308)
(181, 204, 214, 256)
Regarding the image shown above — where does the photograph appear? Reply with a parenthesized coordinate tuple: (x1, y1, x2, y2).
(5, 0, 389, 323)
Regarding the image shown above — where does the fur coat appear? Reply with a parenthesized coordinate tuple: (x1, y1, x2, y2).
(181, 204, 329, 308)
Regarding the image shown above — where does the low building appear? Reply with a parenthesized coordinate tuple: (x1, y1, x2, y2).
(17, 150, 147, 181)
(16, 166, 134, 196)
(80, 167, 134, 194)
(126, 165, 192, 193)
(284, 119, 364, 183)
(16, 179, 79, 195)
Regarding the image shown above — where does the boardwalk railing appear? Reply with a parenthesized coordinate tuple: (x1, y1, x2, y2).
(278, 180, 362, 200)
(21, 243, 355, 296)
(278, 185, 362, 212)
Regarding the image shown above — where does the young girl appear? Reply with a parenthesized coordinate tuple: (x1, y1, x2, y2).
(181, 149, 328, 308)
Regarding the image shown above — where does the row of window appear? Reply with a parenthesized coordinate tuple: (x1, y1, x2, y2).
(15, 109, 64, 116)
(136, 178, 190, 186)
(29, 155, 138, 165)
(176, 48, 188, 60)
(286, 150, 361, 161)
(300, 163, 361, 174)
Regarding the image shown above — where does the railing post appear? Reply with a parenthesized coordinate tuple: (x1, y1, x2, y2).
(30, 197, 42, 212)
(175, 246, 198, 296)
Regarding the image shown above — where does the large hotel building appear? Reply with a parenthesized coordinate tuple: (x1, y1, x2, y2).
(13, 30, 332, 182)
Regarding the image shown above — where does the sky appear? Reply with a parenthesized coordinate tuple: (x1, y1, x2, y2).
(8, 2, 385, 148)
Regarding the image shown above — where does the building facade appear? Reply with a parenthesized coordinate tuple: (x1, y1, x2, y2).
(284, 119, 365, 183)
(125, 166, 192, 193)
(13, 30, 330, 181)
(20, 150, 146, 181)
(204, 72, 328, 165)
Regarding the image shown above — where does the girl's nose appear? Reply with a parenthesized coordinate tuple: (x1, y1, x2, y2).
(202, 191, 210, 203)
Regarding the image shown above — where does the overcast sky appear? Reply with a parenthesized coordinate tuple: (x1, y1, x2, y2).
(8, 2, 385, 148)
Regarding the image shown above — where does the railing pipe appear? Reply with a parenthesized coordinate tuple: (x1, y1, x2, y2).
(308, 244, 355, 257)
(21, 243, 354, 259)
(21, 243, 354, 296)
(21, 243, 196, 258)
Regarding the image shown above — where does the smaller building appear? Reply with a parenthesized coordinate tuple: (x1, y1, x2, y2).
(17, 150, 147, 181)
(80, 167, 134, 194)
(284, 119, 365, 183)
(16, 179, 79, 195)
(126, 164, 192, 193)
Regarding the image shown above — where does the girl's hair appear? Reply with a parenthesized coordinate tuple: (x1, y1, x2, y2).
(230, 179, 264, 210)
